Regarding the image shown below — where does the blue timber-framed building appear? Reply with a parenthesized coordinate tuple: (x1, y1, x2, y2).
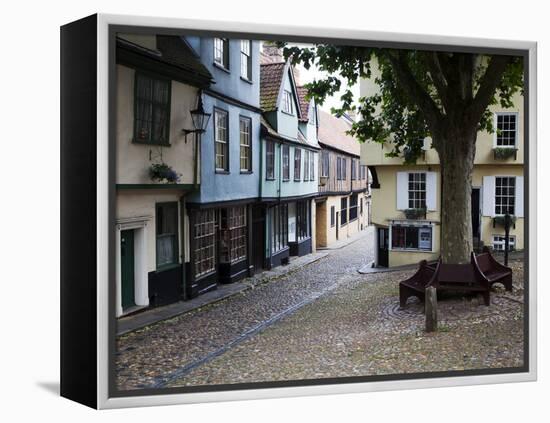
(184, 37, 264, 298)
(259, 53, 321, 269)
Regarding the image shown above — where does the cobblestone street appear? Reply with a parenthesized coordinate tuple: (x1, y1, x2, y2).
(116, 226, 524, 391)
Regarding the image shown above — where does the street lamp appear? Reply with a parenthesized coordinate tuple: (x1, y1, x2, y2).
(182, 92, 211, 142)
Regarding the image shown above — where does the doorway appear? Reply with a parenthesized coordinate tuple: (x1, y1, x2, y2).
(120, 229, 135, 310)
(471, 188, 481, 250)
(377, 227, 389, 267)
(252, 206, 266, 271)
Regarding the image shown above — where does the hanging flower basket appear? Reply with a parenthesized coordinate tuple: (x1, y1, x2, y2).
(404, 208, 426, 220)
(149, 163, 181, 183)
(493, 215, 516, 229)
(493, 147, 518, 160)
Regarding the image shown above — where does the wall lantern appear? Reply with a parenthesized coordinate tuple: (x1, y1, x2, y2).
(182, 92, 211, 142)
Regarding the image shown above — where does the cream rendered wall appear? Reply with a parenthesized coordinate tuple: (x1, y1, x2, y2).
(116, 65, 199, 185)
(370, 165, 441, 226)
(322, 193, 368, 246)
(388, 226, 440, 267)
(116, 191, 186, 273)
(473, 165, 524, 250)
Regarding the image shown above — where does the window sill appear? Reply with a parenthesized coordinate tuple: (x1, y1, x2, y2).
(282, 179, 290, 182)
(240, 76, 253, 84)
(266, 177, 276, 181)
(155, 263, 181, 273)
(213, 62, 231, 73)
(216, 170, 230, 175)
(240, 170, 253, 174)
(132, 139, 171, 147)
(281, 110, 295, 117)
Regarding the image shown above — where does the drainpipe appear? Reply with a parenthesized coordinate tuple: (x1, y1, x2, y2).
(180, 195, 187, 301)
(194, 132, 200, 189)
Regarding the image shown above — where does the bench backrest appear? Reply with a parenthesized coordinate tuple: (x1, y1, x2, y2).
(437, 263, 476, 284)
(475, 253, 492, 273)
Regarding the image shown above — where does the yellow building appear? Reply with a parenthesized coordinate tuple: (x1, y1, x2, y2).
(360, 77, 524, 267)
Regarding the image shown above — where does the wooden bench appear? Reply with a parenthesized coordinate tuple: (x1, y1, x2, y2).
(473, 246, 513, 291)
(399, 260, 437, 307)
(399, 253, 492, 307)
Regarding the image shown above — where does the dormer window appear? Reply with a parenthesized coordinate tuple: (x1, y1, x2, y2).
(282, 90, 293, 115)
(214, 38, 229, 70)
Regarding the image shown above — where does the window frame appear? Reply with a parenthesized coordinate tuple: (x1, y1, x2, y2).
(330, 205, 335, 228)
(492, 234, 516, 251)
(214, 37, 230, 70)
(321, 150, 330, 178)
(239, 116, 252, 173)
(349, 193, 358, 221)
(282, 144, 290, 181)
(310, 151, 315, 181)
(294, 148, 302, 181)
(240, 40, 252, 81)
(266, 140, 275, 181)
(408, 172, 427, 209)
(133, 72, 172, 147)
(495, 176, 516, 215)
(494, 112, 519, 148)
(214, 108, 229, 173)
(304, 150, 310, 181)
(155, 202, 179, 270)
(219, 206, 248, 264)
(351, 159, 357, 180)
(340, 197, 348, 226)
(193, 209, 217, 279)
(390, 224, 433, 252)
(282, 90, 294, 115)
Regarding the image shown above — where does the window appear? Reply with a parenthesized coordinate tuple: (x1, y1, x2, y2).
(220, 206, 247, 263)
(214, 38, 229, 69)
(341, 197, 348, 225)
(240, 40, 252, 80)
(349, 194, 358, 221)
(282, 90, 293, 114)
(271, 204, 289, 253)
(266, 141, 275, 180)
(321, 151, 330, 178)
(495, 176, 516, 215)
(408, 172, 426, 209)
(337, 157, 342, 180)
(134, 74, 171, 145)
(496, 113, 517, 147)
(294, 148, 301, 180)
(304, 150, 310, 181)
(492, 235, 516, 251)
(342, 158, 347, 180)
(360, 197, 364, 215)
(360, 165, 367, 180)
(193, 209, 216, 278)
(330, 206, 335, 227)
(239, 117, 252, 172)
(282, 145, 290, 181)
(156, 202, 178, 268)
(391, 225, 432, 251)
(310, 151, 315, 181)
(296, 200, 310, 240)
(214, 109, 229, 171)
(351, 159, 357, 180)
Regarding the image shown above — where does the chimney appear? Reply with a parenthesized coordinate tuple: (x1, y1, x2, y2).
(262, 42, 284, 63)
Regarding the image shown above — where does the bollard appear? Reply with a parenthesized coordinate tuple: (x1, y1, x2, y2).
(425, 286, 438, 332)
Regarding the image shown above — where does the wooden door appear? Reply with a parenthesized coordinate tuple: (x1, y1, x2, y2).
(377, 227, 389, 267)
(120, 229, 135, 309)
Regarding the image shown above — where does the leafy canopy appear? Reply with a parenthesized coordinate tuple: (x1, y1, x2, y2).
(278, 43, 523, 163)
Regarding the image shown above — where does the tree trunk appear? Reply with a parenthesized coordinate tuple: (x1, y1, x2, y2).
(435, 124, 477, 264)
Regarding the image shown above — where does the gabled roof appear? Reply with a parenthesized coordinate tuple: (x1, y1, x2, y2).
(260, 62, 286, 112)
(296, 86, 311, 123)
(317, 109, 361, 156)
(116, 35, 214, 88)
(260, 61, 302, 120)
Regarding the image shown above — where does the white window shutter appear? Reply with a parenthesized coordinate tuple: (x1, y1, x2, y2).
(482, 176, 495, 217)
(396, 172, 408, 210)
(516, 176, 524, 217)
(426, 172, 437, 211)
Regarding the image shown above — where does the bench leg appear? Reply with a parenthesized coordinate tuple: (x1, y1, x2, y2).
(504, 274, 513, 292)
(400, 286, 415, 308)
(482, 290, 490, 306)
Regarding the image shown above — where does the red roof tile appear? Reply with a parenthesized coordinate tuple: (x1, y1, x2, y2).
(260, 62, 285, 112)
(317, 109, 361, 156)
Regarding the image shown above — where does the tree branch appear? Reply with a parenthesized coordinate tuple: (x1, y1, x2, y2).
(382, 50, 442, 131)
(421, 52, 450, 111)
(469, 55, 512, 123)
